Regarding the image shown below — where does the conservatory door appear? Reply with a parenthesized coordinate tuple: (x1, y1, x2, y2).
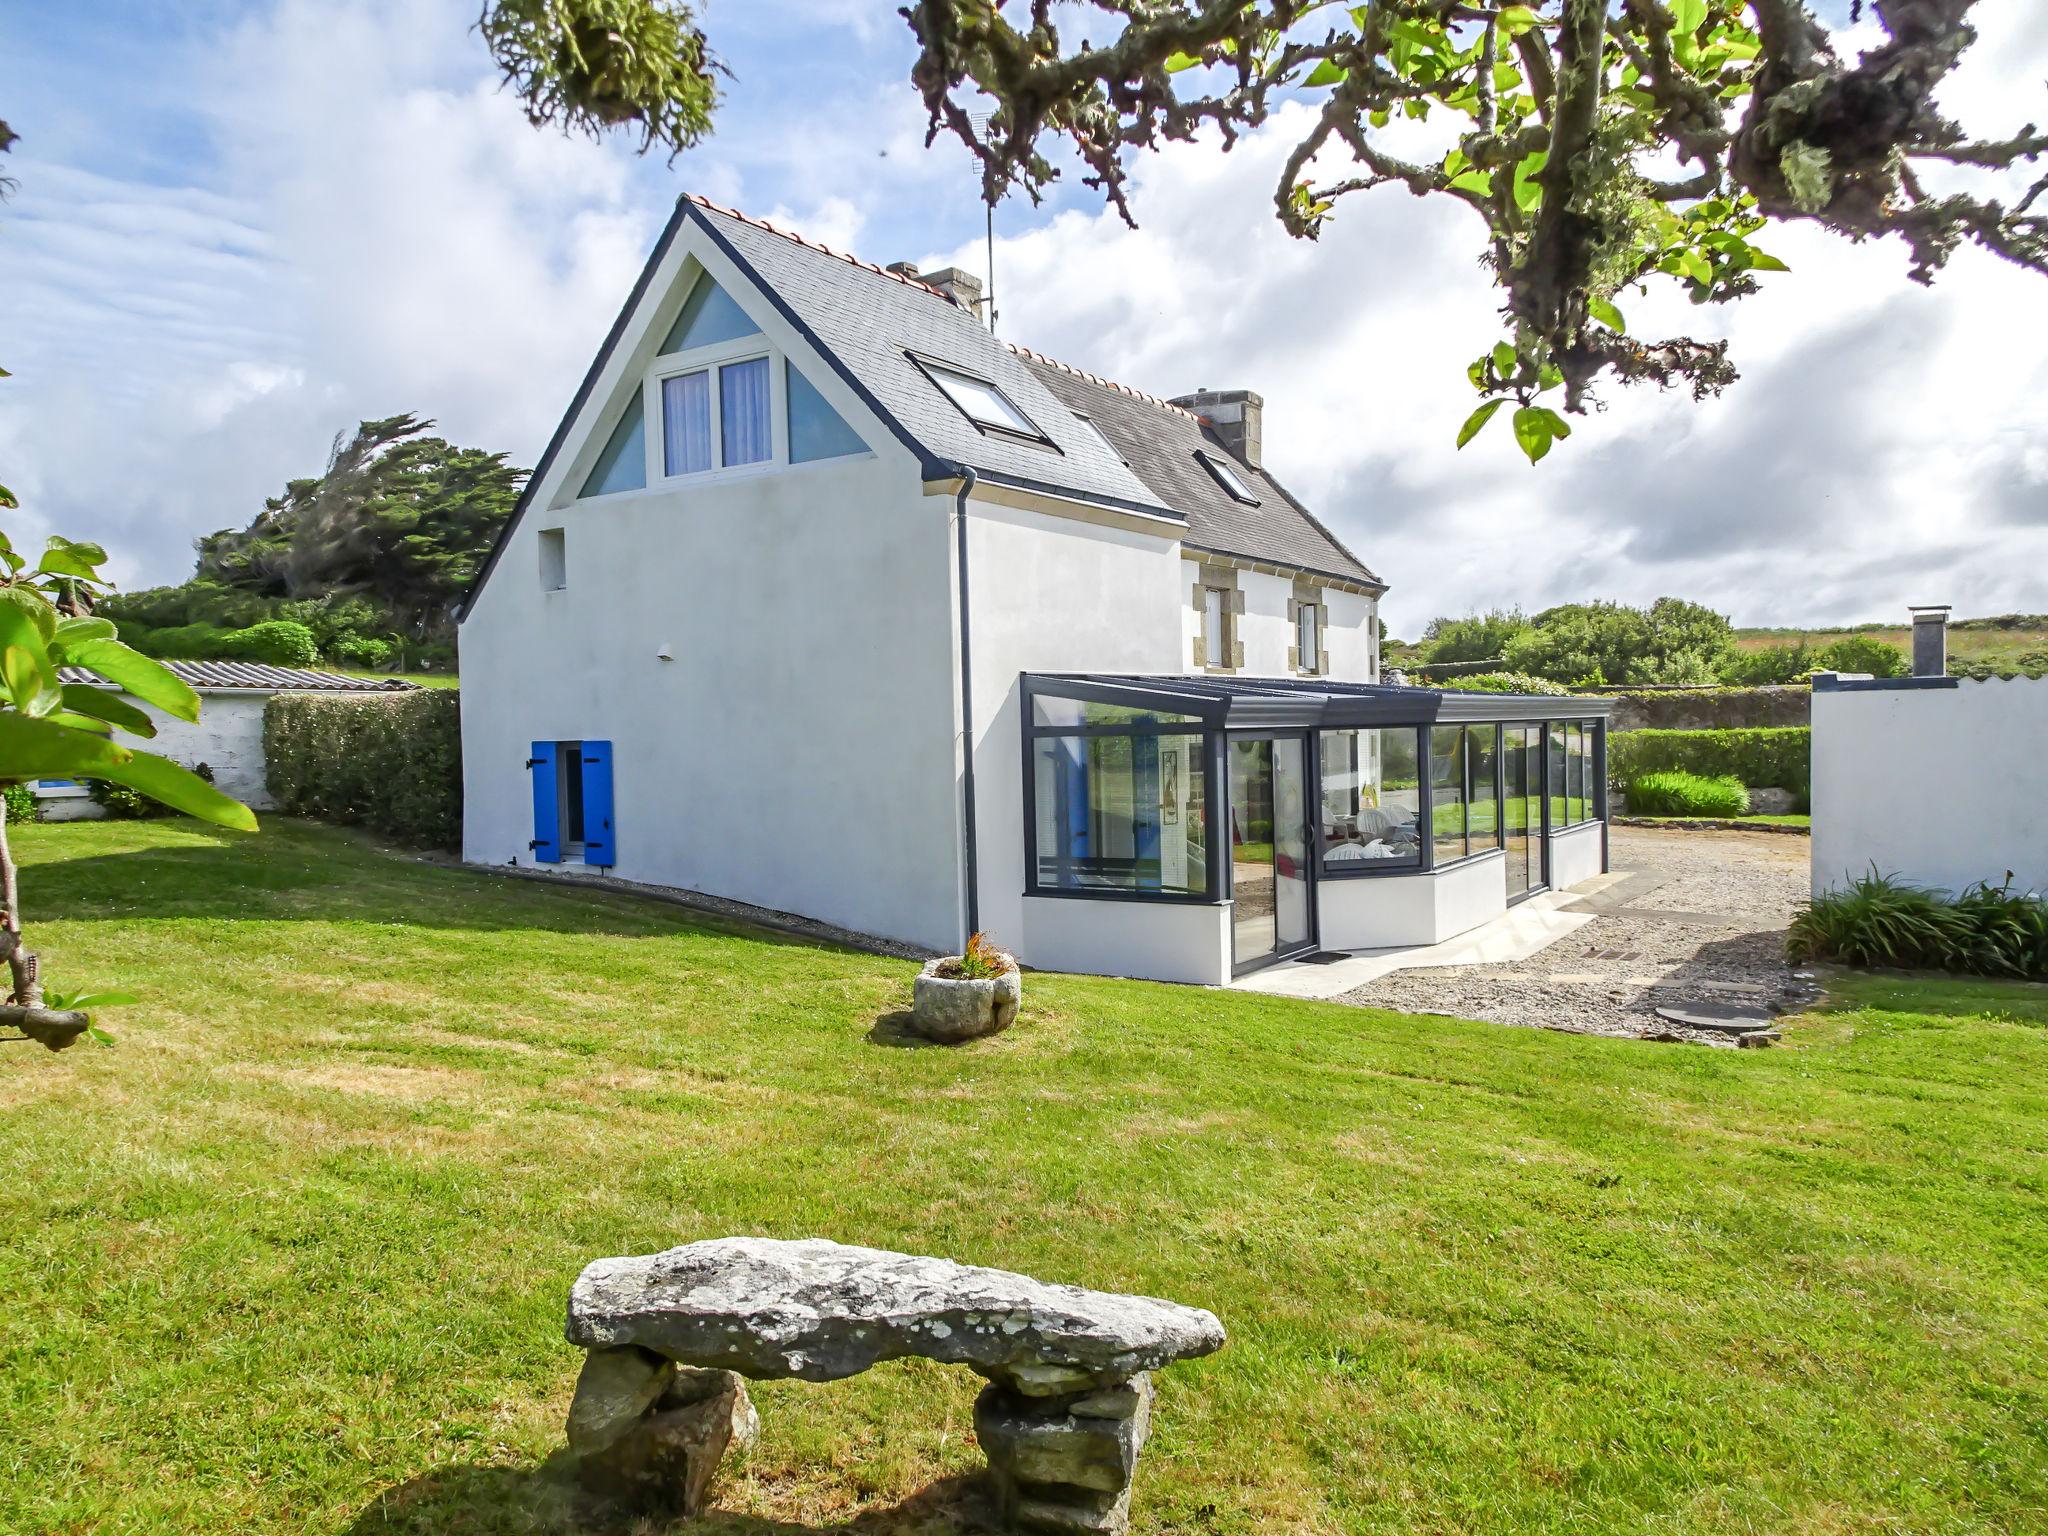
(1228, 734, 1314, 972)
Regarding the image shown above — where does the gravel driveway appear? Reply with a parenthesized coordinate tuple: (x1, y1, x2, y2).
(1336, 826, 1816, 1045)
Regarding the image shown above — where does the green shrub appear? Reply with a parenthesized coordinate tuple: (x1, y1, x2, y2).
(1438, 671, 1572, 695)
(3, 782, 39, 824)
(1788, 872, 2048, 978)
(327, 632, 396, 669)
(222, 620, 320, 668)
(1817, 634, 1909, 678)
(88, 761, 214, 821)
(1607, 727, 1809, 806)
(1718, 641, 1816, 685)
(264, 690, 461, 847)
(1624, 771, 1750, 817)
(133, 622, 234, 659)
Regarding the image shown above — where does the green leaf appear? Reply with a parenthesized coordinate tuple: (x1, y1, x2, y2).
(0, 483, 15, 510)
(86, 1025, 116, 1046)
(97, 748, 258, 833)
(1491, 340, 1518, 375)
(1669, 0, 1706, 35)
(1498, 5, 1539, 38)
(57, 639, 200, 723)
(0, 710, 129, 780)
(57, 683, 157, 738)
(1304, 59, 1347, 87)
(1587, 295, 1627, 331)
(53, 616, 117, 647)
(58, 990, 139, 1011)
(0, 600, 63, 716)
(1512, 405, 1571, 464)
(1457, 399, 1506, 449)
(1745, 246, 1790, 272)
(36, 541, 106, 580)
(1163, 50, 1202, 73)
(1448, 169, 1494, 197)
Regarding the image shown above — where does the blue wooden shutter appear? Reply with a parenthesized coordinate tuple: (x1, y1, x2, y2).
(581, 740, 616, 866)
(529, 741, 561, 863)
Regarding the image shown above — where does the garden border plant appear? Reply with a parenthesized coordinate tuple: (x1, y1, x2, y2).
(1789, 870, 2048, 980)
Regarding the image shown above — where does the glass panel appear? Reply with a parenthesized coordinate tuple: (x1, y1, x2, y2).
(1272, 737, 1312, 953)
(1549, 722, 1568, 831)
(1074, 414, 1122, 462)
(1204, 589, 1226, 668)
(580, 396, 646, 497)
(1430, 725, 1466, 864)
(1468, 726, 1502, 849)
(1032, 696, 1198, 729)
(1319, 728, 1422, 868)
(1504, 728, 1530, 897)
(1229, 738, 1276, 962)
(787, 359, 867, 462)
(720, 357, 772, 466)
(1566, 722, 1584, 823)
(660, 276, 762, 353)
(1031, 733, 1206, 896)
(662, 370, 712, 475)
(926, 362, 1039, 434)
(1585, 722, 1600, 820)
(1199, 451, 1259, 503)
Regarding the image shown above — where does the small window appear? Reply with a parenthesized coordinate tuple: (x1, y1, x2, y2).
(1197, 449, 1260, 505)
(1074, 413, 1124, 463)
(558, 743, 586, 851)
(538, 528, 566, 591)
(719, 356, 771, 466)
(663, 370, 713, 475)
(1203, 587, 1228, 669)
(914, 356, 1046, 439)
(787, 359, 868, 461)
(1297, 603, 1321, 673)
(580, 398, 647, 498)
(660, 275, 762, 354)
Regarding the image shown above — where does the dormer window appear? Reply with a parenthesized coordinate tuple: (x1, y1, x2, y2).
(912, 355, 1051, 444)
(1074, 413, 1125, 464)
(1197, 449, 1260, 505)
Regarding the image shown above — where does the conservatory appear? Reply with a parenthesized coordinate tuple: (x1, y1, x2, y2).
(1020, 673, 1613, 981)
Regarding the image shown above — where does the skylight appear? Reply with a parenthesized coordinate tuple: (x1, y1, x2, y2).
(916, 357, 1045, 439)
(1074, 413, 1125, 464)
(1197, 450, 1260, 505)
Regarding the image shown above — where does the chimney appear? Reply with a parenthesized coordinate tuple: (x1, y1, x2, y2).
(1169, 387, 1264, 469)
(1909, 604, 1951, 678)
(918, 266, 987, 324)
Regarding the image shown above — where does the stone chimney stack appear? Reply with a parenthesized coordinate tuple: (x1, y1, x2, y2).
(1169, 387, 1264, 469)
(917, 266, 988, 325)
(1909, 604, 1951, 678)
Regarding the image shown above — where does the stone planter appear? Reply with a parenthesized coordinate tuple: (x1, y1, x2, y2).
(911, 955, 1021, 1043)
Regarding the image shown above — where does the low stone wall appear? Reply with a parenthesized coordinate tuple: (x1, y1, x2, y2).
(1588, 686, 1810, 732)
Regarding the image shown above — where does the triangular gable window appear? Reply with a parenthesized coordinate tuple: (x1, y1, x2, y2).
(580, 397, 646, 498)
(786, 359, 868, 462)
(660, 275, 762, 354)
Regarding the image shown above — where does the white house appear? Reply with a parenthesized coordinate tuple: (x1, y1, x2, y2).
(458, 195, 1610, 984)
(40, 660, 418, 820)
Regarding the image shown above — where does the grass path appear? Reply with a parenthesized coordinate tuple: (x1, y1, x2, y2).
(2, 821, 2043, 1534)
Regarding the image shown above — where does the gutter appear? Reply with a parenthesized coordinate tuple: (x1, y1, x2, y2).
(952, 465, 981, 943)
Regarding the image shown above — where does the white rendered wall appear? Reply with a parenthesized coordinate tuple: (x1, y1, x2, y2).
(1177, 557, 1378, 682)
(40, 690, 277, 819)
(1317, 849, 1509, 950)
(1019, 896, 1231, 985)
(1812, 678, 2048, 895)
(961, 495, 1197, 967)
(461, 225, 964, 951)
(1546, 820, 1606, 890)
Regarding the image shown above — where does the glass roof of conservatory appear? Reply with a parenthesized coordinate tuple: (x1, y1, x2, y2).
(1025, 673, 1615, 729)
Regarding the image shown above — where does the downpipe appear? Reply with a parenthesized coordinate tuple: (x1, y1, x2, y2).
(952, 465, 980, 945)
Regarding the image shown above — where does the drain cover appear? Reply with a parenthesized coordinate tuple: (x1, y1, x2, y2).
(1654, 1001, 1777, 1034)
(1296, 952, 1352, 965)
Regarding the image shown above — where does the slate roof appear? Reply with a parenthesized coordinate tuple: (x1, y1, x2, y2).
(57, 661, 419, 693)
(1009, 346, 1382, 589)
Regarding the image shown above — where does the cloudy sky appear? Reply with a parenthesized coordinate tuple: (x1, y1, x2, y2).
(3, 0, 2045, 636)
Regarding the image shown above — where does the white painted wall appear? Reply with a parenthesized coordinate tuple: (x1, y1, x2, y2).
(1175, 557, 1378, 683)
(1020, 896, 1231, 985)
(37, 690, 282, 819)
(461, 222, 965, 951)
(1546, 820, 1606, 890)
(1317, 849, 1509, 950)
(1812, 678, 2048, 895)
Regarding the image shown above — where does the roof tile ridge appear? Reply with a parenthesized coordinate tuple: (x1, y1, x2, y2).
(685, 194, 955, 302)
(1003, 340, 1200, 419)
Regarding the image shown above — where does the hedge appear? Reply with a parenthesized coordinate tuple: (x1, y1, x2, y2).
(265, 689, 461, 847)
(1606, 727, 1810, 805)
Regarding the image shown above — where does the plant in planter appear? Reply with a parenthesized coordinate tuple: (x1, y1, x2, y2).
(911, 931, 1020, 1044)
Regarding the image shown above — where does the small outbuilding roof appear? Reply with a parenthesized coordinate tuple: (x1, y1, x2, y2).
(57, 661, 421, 693)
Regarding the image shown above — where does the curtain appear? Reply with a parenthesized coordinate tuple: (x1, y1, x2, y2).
(662, 370, 712, 475)
(720, 358, 771, 466)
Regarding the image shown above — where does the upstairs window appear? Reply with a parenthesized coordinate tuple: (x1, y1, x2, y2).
(913, 355, 1050, 442)
(1295, 600, 1323, 675)
(661, 276, 762, 353)
(1074, 412, 1125, 464)
(1197, 449, 1260, 505)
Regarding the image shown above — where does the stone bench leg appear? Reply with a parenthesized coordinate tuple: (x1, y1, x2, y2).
(975, 1373, 1153, 1536)
(565, 1346, 757, 1516)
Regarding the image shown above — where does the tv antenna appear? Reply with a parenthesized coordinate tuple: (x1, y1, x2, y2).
(969, 110, 999, 335)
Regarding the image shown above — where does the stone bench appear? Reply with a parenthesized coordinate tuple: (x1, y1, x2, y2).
(563, 1236, 1226, 1535)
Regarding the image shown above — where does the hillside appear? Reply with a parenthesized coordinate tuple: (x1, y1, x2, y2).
(1733, 614, 2048, 679)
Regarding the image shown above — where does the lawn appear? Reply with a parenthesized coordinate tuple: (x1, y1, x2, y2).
(3, 820, 2044, 1535)
(1623, 813, 1812, 829)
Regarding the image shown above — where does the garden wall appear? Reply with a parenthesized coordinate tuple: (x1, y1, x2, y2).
(1811, 676, 2048, 896)
(265, 689, 462, 847)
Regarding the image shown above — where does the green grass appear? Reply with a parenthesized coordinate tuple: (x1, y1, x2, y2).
(1735, 617, 2048, 676)
(1628, 813, 1811, 828)
(4, 821, 2045, 1535)
(332, 669, 459, 690)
